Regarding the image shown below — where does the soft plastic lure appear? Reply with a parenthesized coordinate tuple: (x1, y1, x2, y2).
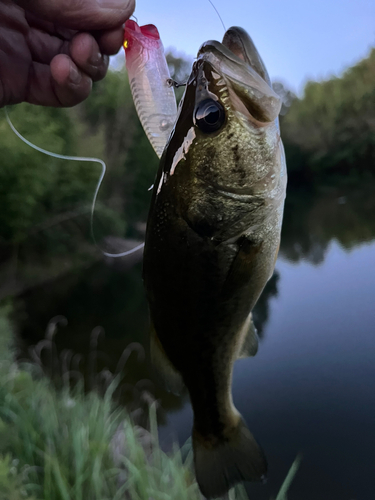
(124, 20, 178, 158)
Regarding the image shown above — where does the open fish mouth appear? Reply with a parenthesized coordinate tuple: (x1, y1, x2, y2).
(196, 27, 281, 123)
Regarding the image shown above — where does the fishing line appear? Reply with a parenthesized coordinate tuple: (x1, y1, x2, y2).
(208, 0, 226, 33)
(4, 107, 144, 258)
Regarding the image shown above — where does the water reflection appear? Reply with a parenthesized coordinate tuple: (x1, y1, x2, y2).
(280, 183, 375, 263)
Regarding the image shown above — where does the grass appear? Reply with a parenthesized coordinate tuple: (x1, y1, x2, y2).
(0, 306, 300, 499)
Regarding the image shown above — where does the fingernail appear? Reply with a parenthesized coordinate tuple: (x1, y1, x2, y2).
(90, 49, 102, 66)
(69, 64, 82, 84)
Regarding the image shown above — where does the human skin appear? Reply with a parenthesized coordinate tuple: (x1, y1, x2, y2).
(0, 0, 135, 108)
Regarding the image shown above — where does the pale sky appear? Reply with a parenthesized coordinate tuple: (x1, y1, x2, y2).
(129, 0, 375, 95)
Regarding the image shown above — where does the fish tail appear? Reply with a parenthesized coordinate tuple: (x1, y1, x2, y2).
(192, 416, 267, 499)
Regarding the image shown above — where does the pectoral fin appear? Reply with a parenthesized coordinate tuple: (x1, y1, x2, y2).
(221, 236, 264, 302)
(238, 313, 259, 358)
(150, 322, 185, 395)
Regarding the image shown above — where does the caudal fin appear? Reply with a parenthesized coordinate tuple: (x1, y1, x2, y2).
(193, 417, 267, 499)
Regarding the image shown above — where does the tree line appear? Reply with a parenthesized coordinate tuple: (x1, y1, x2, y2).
(280, 47, 375, 187)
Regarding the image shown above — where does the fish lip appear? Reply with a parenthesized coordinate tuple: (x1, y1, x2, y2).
(197, 26, 265, 80)
(196, 30, 271, 92)
(195, 40, 270, 93)
(197, 38, 246, 70)
(221, 26, 256, 68)
(221, 26, 270, 83)
(196, 27, 281, 123)
(222, 26, 248, 57)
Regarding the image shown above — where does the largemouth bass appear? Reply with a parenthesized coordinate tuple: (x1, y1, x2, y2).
(143, 26, 287, 498)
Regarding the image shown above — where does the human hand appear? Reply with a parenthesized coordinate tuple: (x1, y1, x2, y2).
(0, 0, 135, 108)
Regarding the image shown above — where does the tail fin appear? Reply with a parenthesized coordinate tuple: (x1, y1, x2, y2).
(193, 417, 267, 499)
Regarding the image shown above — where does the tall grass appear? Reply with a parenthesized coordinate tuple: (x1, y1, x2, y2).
(0, 308, 300, 499)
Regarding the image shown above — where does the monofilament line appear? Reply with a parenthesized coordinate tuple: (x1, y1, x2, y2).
(4, 107, 144, 258)
(208, 0, 226, 33)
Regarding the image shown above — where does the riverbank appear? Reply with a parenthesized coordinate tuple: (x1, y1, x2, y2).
(0, 307, 299, 500)
(0, 305, 203, 499)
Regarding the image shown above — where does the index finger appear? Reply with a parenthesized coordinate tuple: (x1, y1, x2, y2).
(16, 0, 135, 31)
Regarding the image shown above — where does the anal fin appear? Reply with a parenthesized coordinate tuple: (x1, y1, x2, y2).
(150, 322, 185, 395)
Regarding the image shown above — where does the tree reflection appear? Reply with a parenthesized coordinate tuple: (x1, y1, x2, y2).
(280, 182, 375, 264)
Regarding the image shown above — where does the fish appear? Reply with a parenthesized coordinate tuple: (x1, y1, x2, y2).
(124, 20, 177, 158)
(143, 26, 287, 499)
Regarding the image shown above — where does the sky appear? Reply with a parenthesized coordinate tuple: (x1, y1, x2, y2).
(129, 0, 375, 95)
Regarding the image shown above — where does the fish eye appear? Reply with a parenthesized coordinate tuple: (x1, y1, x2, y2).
(194, 99, 225, 133)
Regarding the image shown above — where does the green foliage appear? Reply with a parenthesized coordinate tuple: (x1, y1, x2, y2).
(281, 48, 375, 186)
(124, 124, 159, 229)
(274, 455, 302, 500)
(167, 51, 193, 103)
(166, 52, 192, 85)
(0, 105, 113, 247)
(0, 105, 74, 242)
(0, 317, 201, 499)
(0, 454, 33, 500)
(82, 68, 137, 176)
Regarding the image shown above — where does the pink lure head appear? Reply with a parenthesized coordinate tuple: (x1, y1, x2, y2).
(123, 20, 160, 57)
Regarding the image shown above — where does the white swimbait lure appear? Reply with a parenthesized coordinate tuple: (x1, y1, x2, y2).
(124, 20, 178, 159)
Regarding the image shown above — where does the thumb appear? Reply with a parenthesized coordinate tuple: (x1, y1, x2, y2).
(16, 0, 135, 30)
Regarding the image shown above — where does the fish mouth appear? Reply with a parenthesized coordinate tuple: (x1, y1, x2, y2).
(221, 27, 271, 86)
(196, 27, 281, 123)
